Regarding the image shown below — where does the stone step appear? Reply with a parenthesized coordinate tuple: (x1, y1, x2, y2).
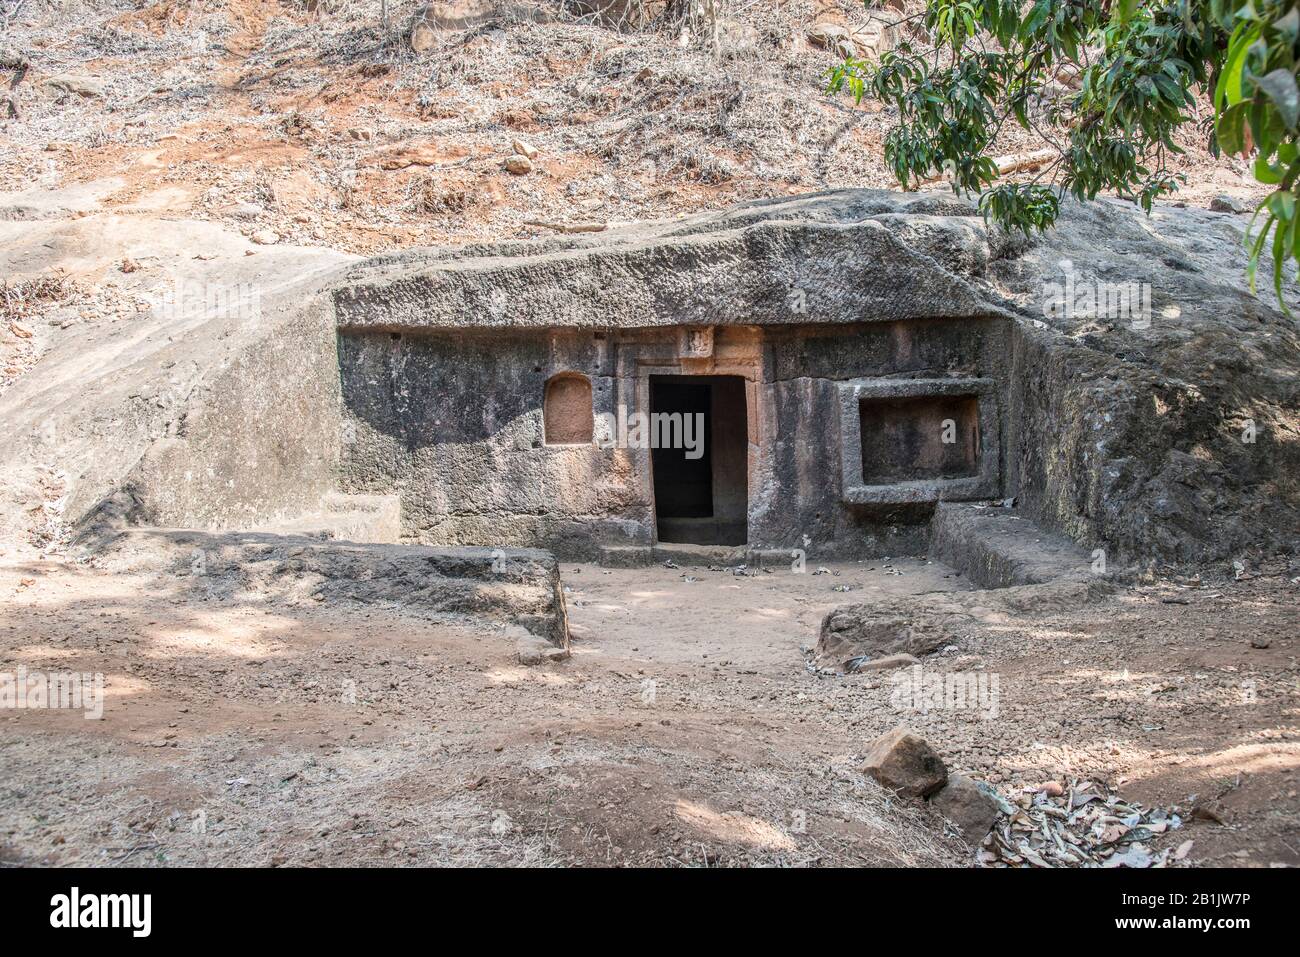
(597, 544, 654, 567)
(598, 542, 809, 569)
(928, 502, 1102, 588)
(653, 542, 748, 567)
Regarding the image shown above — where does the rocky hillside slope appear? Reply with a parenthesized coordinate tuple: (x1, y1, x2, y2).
(0, 0, 1270, 255)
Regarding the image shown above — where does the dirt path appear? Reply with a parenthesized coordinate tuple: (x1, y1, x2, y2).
(1, 550, 1294, 867)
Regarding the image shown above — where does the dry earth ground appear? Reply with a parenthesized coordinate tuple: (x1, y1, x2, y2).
(1, 548, 1296, 867)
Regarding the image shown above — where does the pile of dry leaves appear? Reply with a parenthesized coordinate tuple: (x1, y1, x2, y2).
(978, 779, 1193, 868)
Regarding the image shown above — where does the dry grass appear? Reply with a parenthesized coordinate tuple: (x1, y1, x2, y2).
(0, 274, 77, 324)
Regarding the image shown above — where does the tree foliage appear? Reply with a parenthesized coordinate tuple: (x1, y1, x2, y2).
(828, 1, 1300, 303)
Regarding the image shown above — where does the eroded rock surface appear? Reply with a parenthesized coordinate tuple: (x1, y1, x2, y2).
(99, 527, 570, 647)
(1, 190, 1294, 573)
(816, 580, 1109, 673)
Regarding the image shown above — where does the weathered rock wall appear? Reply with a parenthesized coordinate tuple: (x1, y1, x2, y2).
(333, 192, 1005, 333)
(123, 290, 345, 530)
(331, 189, 1299, 567)
(338, 317, 1010, 560)
(995, 201, 1300, 567)
(18, 189, 1291, 572)
(338, 327, 645, 559)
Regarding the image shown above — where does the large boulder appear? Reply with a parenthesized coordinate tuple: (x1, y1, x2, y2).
(807, 19, 899, 61)
(4, 190, 1295, 573)
(861, 727, 948, 798)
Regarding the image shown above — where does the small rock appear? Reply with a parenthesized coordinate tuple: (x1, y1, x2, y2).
(511, 138, 539, 160)
(1192, 801, 1228, 825)
(1249, 636, 1271, 649)
(410, 22, 437, 55)
(1209, 194, 1251, 214)
(806, 22, 856, 59)
(251, 230, 280, 246)
(42, 74, 105, 99)
(931, 775, 1000, 844)
(229, 202, 264, 220)
(504, 154, 532, 175)
(348, 128, 373, 142)
(860, 726, 948, 798)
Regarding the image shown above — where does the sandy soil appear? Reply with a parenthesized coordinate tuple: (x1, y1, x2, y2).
(1, 547, 1295, 867)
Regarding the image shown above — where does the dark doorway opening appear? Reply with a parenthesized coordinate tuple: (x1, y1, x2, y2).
(650, 375, 748, 546)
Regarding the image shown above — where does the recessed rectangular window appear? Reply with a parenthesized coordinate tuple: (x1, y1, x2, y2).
(544, 373, 594, 445)
(858, 394, 980, 484)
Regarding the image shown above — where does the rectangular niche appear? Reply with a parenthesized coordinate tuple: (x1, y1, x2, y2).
(839, 378, 999, 505)
(859, 393, 980, 484)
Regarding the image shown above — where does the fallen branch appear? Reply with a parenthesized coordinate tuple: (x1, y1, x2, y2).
(991, 148, 1057, 176)
(918, 147, 1058, 187)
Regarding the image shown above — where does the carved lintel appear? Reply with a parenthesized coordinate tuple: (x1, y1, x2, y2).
(678, 325, 714, 359)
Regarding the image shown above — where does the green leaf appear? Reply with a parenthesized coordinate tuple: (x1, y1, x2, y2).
(1267, 189, 1296, 220)
(1217, 23, 1257, 109)
(1254, 69, 1300, 131)
(1217, 101, 1250, 155)
(1255, 154, 1284, 184)
(1275, 8, 1300, 44)
(1154, 73, 1181, 102)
